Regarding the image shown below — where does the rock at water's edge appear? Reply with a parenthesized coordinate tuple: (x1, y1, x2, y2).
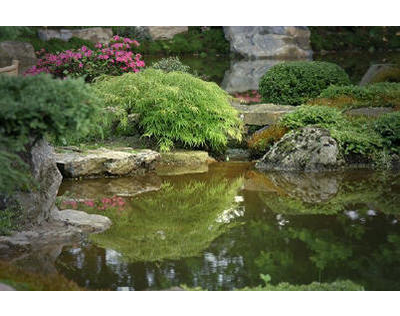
(256, 127, 343, 172)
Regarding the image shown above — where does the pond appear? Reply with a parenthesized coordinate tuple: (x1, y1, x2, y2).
(54, 163, 400, 290)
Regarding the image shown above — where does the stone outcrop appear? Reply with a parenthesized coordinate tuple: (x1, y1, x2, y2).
(223, 26, 312, 59)
(256, 127, 343, 172)
(14, 139, 63, 226)
(55, 147, 160, 178)
(146, 26, 188, 40)
(232, 103, 295, 126)
(37, 27, 113, 43)
(360, 64, 400, 85)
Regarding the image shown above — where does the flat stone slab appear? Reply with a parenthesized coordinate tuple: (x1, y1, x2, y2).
(156, 150, 215, 175)
(346, 107, 395, 118)
(51, 209, 111, 233)
(232, 103, 296, 126)
(55, 147, 160, 178)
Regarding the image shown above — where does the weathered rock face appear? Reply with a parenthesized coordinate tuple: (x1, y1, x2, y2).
(55, 148, 160, 178)
(145, 26, 188, 40)
(360, 64, 400, 85)
(256, 127, 343, 172)
(232, 103, 295, 126)
(223, 26, 312, 59)
(14, 139, 62, 226)
(37, 27, 113, 43)
(0, 41, 37, 74)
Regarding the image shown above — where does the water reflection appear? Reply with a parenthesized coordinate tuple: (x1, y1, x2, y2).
(54, 165, 400, 290)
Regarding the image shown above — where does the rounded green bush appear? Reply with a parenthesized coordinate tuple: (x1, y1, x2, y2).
(94, 69, 242, 152)
(259, 61, 351, 106)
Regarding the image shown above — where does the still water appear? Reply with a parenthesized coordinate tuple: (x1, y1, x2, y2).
(55, 163, 400, 290)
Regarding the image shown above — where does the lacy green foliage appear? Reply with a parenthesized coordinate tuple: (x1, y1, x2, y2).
(135, 27, 229, 55)
(259, 61, 351, 106)
(280, 106, 388, 160)
(112, 26, 151, 41)
(0, 74, 103, 193)
(87, 178, 243, 262)
(310, 82, 400, 109)
(29, 37, 95, 54)
(151, 56, 191, 73)
(0, 261, 82, 290)
(310, 26, 400, 52)
(94, 69, 242, 152)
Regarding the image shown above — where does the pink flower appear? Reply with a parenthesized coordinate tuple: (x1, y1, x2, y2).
(79, 63, 83, 68)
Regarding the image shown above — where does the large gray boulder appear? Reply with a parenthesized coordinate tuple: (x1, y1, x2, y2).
(359, 64, 400, 85)
(256, 127, 343, 172)
(51, 209, 111, 233)
(14, 138, 63, 226)
(232, 103, 295, 126)
(223, 26, 312, 59)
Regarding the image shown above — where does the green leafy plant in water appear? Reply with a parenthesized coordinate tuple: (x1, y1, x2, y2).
(93, 69, 242, 152)
(87, 177, 244, 262)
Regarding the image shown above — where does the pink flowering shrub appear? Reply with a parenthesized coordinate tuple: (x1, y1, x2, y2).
(25, 35, 145, 82)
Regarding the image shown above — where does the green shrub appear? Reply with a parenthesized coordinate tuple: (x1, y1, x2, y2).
(373, 112, 400, 151)
(280, 106, 384, 160)
(94, 69, 242, 152)
(0, 26, 35, 41)
(311, 82, 400, 109)
(259, 61, 351, 106)
(0, 74, 103, 193)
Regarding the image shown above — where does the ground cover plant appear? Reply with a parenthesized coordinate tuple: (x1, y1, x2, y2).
(93, 68, 242, 152)
(308, 82, 400, 110)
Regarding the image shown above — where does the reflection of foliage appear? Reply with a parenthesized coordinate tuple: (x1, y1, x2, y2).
(0, 261, 82, 290)
(88, 177, 244, 262)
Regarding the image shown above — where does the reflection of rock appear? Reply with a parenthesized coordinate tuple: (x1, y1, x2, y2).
(244, 170, 284, 193)
(58, 174, 162, 199)
(266, 172, 341, 203)
(55, 148, 160, 178)
(221, 59, 281, 93)
(256, 127, 343, 172)
(360, 64, 400, 85)
(223, 26, 312, 59)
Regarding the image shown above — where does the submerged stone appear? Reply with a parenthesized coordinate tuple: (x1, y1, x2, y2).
(256, 126, 343, 172)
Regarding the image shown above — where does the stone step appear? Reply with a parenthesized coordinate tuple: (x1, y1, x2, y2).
(232, 103, 296, 126)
